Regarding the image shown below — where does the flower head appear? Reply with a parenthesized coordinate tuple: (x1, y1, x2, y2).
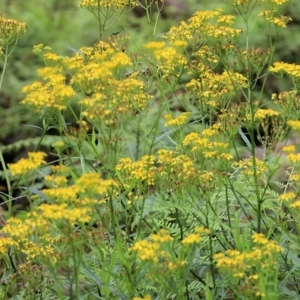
(8, 152, 47, 176)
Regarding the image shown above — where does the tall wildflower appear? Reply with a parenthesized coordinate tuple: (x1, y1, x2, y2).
(0, 14, 26, 49)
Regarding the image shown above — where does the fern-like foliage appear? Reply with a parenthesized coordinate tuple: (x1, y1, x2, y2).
(0, 135, 61, 154)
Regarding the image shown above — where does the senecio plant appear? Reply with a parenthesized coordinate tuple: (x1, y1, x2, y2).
(0, 0, 300, 299)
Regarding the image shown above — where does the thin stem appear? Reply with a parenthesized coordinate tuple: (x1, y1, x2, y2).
(0, 46, 9, 92)
(0, 150, 12, 217)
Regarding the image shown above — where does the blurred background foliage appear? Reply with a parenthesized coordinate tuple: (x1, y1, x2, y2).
(0, 0, 299, 153)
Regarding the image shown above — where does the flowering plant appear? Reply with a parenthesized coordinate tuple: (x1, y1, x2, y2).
(1, 0, 300, 299)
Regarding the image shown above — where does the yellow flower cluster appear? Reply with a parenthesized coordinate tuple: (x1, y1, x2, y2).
(21, 240, 56, 261)
(252, 108, 280, 121)
(1, 217, 55, 261)
(287, 153, 300, 163)
(76, 53, 149, 122)
(279, 192, 296, 202)
(186, 71, 248, 107)
(270, 62, 300, 79)
(36, 203, 91, 225)
(214, 233, 282, 279)
(165, 9, 241, 44)
(3, 217, 49, 241)
(130, 229, 186, 271)
(202, 123, 222, 137)
(182, 131, 233, 161)
(271, 90, 300, 113)
(22, 40, 150, 121)
(230, 0, 289, 7)
(232, 157, 267, 176)
(144, 42, 187, 78)
(45, 164, 68, 189)
(287, 120, 300, 131)
(130, 229, 173, 262)
(22, 70, 75, 111)
(42, 172, 117, 204)
(157, 149, 199, 181)
(0, 169, 118, 262)
(42, 186, 82, 202)
(133, 295, 152, 300)
(182, 132, 211, 151)
(79, 0, 137, 8)
(259, 10, 292, 28)
(45, 174, 68, 188)
(0, 236, 17, 256)
(290, 172, 300, 182)
(282, 145, 295, 153)
(143, 41, 166, 50)
(116, 148, 220, 193)
(164, 112, 191, 127)
(290, 201, 300, 208)
(76, 173, 118, 198)
(171, 40, 188, 47)
(181, 227, 210, 245)
(193, 46, 219, 69)
(116, 156, 157, 188)
(0, 14, 26, 48)
(11, 170, 114, 223)
(8, 152, 47, 176)
(263, 0, 289, 4)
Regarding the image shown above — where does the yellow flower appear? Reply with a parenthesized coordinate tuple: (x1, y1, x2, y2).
(282, 145, 295, 153)
(42, 186, 82, 202)
(287, 153, 300, 163)
(116, 156, 157, 186)
(171, 40, 188, 47)
(45, 175, 68, 188)
(252, 233, 282, 253)
(290, 201, 300, 208)
(22, 80, 75, 111)
(130, 239, 160, 262)
(217, 14, 235, 25)
(233, 157, 267, 176)
(143, 41, 166, 50)
(252, 233, 269, 245)
(291, 172, 300, 181)
(263, 0, 289, 4)
(165, 9, 241, 43)
(151, 229, 173, 243)
(199, 172, 213, 182)
(154, 46, 187, 77)
(287, 120, 300, 131)
(279, 192, 296, 202)
(0, 237, 17, 256)
(182, 233, 201, 244)
(37, 203, 91, 225)
(130, 229, 173, 263)
(164, 112, 191, 127)
(270, 62, 300, 79)
(79, 0, 137, 8)
(0, 15, 26, 47)
(182, 227, 209, 244)
(133, 295, 152, 300)
(8, 152, 47, 176)
(220, 153, 234, 160)
(253, 108, 280, 121)
(3, 217, 49, 241)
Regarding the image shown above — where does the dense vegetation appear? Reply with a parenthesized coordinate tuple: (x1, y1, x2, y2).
(0, 0, 300, 299)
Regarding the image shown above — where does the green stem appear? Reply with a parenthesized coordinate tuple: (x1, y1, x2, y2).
(0, 150, 12, 217)
(0, 46, 9, 92)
